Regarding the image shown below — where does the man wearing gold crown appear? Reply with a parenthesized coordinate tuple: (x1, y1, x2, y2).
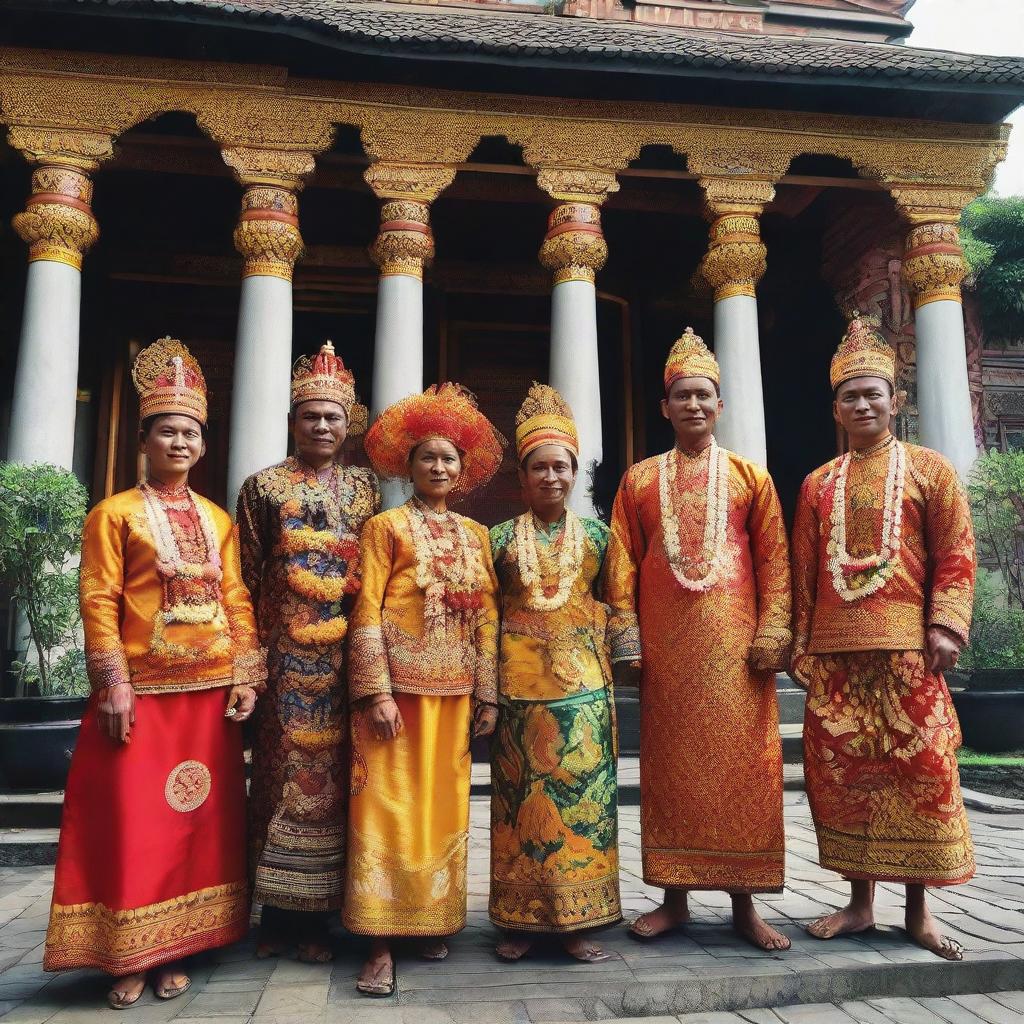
(605, 328, 793, 951)
(791, 315, 976, 961)
(44, 337, 266, 1008)
(236, 341, 380, 962)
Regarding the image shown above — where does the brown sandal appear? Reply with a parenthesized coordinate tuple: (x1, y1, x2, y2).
(356, 957, 396, 997)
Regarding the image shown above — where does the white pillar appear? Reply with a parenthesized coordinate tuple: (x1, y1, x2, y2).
(9, 164, 99, 470)
(549, 279, 602, 517)
(712, 293, 767, 466)
(226, 183, 303, 512)
(7, 261, 82, 469)
(227, 275, 294, 507)
(914, 299, 977, 478)
(372, 274, 423, 509)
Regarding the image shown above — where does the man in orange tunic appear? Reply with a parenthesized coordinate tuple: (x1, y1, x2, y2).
(791, 315, 975, 961)
(605, 328, 792, 950)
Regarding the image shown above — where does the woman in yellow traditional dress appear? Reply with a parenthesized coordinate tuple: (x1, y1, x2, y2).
(489, 384, 622, 963)
(344, 383, 503, 996)
(44, 338, 265, 1009)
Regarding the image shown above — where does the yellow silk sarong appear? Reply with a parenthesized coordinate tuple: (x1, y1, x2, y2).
(343, 694, 472, 937)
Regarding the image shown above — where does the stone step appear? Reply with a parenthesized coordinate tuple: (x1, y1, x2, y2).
(0, 791, 63, 830)
(0, 827, 58, 866)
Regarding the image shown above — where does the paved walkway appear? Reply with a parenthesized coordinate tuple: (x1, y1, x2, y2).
(0, 793, 1022, 1022)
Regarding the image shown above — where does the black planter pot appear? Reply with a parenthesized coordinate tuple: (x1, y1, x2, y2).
(950, 669, 1024, 754)
(0, 696, 87, 791)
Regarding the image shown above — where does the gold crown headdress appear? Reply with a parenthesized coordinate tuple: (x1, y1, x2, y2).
(290, 340, 357, 417)
(830, 313, 896, 391)
(514, 383, 579, 464)
(132, 336, 208, 426)
(664, 327, 719, 392)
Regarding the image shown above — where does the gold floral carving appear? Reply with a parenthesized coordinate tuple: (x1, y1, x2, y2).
(233, 184, 303, 280)
(887, 186, 979, 225)
(12, 164, 98, 269)
(221, 147, 316, 189)
(698, 179, 772, 301)
(535, 167, 621, 203)
(6, 127, 113, 171)
(539, 202, 607, 285)
(902, 222, 967, 308)
(370, 199, 434, 279)
(699, 177, 776, 218)
(363, 162, 457, 203)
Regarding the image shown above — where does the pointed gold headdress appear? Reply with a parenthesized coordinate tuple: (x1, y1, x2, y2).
(664, 327, 719, 392)
(514, 383, 579, 463)
(132, 336, 208, 425)
(830, 313, 896, 391)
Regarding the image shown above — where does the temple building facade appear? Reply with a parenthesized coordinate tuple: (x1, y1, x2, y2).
(1, 0, 1023, 526)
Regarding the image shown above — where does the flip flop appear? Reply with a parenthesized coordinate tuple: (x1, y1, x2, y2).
(567, 945, 613, 963)
(154, 977, 192, 1000)
(356, 959, 396, 997)
(107, 982, 145, 1010)
(419, 941, 448, 962)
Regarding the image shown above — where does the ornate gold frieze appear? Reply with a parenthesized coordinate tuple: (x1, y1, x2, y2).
(221, 147, 316, 189)
(233, 184, 303, 280)
(699, 177, 776, 218)
(0, 46, 1011, 209)
(12, 164, 99, 269)
(902, 222, 967, 308)
(535, 167, 621, 204)
(539, 202, 608, 286)
(370, 199, 434, 279)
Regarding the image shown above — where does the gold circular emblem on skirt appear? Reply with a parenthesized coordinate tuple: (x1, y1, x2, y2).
(165, 759, 212, 813)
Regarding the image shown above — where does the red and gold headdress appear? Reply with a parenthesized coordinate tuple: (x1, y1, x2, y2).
(830, 313, 895, 391)
(364, 383, 506, 496)
(132, 336, 207, 426)
(514, 383, 579, 464)
(290, 340, 357, 417)
(664, 327, 719, 393)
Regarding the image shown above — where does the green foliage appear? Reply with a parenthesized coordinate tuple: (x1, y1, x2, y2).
(0, 463, 88, 696)
(960, 569, 1024, 670)
(958, 748, 1024, 767)
(961, 195, 1024, 345)
(968, 448, 1024, 608)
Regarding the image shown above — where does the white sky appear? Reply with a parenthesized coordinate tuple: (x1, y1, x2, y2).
(906, 0, 1024, 197)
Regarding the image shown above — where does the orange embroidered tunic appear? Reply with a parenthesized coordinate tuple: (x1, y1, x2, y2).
(347, 500, 499, 706)
(603, 446, 791, 891)
(791, 437, 975, 664)
(80, 485, 266, 695)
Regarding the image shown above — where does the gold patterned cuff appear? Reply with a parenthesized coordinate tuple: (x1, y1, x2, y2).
(608, 611, 642, 664)
(233, 646, 268, 693)
(347, 625, 394, 703)
(86, 648, 131, 692)
(928, 612, 969, 648)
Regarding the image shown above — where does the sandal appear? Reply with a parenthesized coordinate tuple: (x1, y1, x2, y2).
(495, 938, 531, 962)
(356, 957, 396, 997)
(419, 940, 448, 962)
(153, 974, 192, 1000)
(297, 941, 334, 964)
(107, 976, 146, 1010)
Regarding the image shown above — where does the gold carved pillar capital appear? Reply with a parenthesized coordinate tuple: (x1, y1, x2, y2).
(233, 186, 303, 281)
(888, 186, 976, 309)
(535, 168, 617, 287)
(370, 200, 434, 280)
(697, 178, 774, 302)
(12, 163, 99, 271)
(364, 162, 457, 204)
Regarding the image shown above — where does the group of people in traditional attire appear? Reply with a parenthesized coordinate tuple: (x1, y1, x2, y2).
(41, 309, 977, 1007)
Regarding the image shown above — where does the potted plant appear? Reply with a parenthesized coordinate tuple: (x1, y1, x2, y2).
(951, 450, 1024, 753)
(0, 462, 89, 790)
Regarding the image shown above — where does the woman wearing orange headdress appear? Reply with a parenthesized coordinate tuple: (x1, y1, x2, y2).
(344, 383, 503, 996)
(488, 384, 622, 964)
(43, 337, 266, 1008)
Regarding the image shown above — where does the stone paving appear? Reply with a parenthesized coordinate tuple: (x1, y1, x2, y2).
(0, 792, 1022, 1022)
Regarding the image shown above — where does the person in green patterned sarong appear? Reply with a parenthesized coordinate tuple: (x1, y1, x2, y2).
(488, 384, 623, 964)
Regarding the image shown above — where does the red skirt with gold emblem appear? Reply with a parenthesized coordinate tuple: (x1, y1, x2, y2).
(44, 687, 250, 975)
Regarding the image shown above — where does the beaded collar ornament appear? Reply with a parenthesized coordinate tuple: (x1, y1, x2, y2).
(658, 437, 730, 593)
(827, 435, 905, 602)
(514, 511, 585, 612)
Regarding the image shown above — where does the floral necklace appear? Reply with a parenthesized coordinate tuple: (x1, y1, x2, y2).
(515, 510, 585, 612)
(405, 497, 485, 615)
(658, 438, 730, 593)
(828, 435, 905, 602)
(139, 480, 223, 625)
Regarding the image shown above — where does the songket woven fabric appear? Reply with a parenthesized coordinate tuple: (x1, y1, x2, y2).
(605, 448, 792, 892)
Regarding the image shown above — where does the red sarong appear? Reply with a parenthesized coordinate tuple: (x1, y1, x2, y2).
(802, 650, 975, 887)
(44, 687, 249, 974)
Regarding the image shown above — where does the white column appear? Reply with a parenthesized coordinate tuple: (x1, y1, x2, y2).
(914, 300, 977, 477)
(372, 275, 423, 508)
(369, 199, 434, 509)
(902, 219, 977, 478)
(8, 164, 98, 470)
(712, 293, 767, 466)
(539, 200, 608, 519)
(549, 279, 602, 517)
(227, 275, 294, 506)
(226, 183, 303, 511)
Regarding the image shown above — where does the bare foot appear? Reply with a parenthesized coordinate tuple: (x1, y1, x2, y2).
(495, 936, 532, 961)
(357, 943, 395, 997)
(807, 904, 875, 940)
(563, 934, 612, 962)
(152, 965, 191, 1000)
(107, 971, 146, 1009)
(732, 898, 791, 952)
(629, 893, 691, 940)
(906, 903, 963, 961)
(419, 939, 449, 961)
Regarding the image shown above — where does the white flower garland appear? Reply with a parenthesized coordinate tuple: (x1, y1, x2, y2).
(827, 437, 906, 602)
(514, 510, 585, 612)
(658, 438, 729, 593)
